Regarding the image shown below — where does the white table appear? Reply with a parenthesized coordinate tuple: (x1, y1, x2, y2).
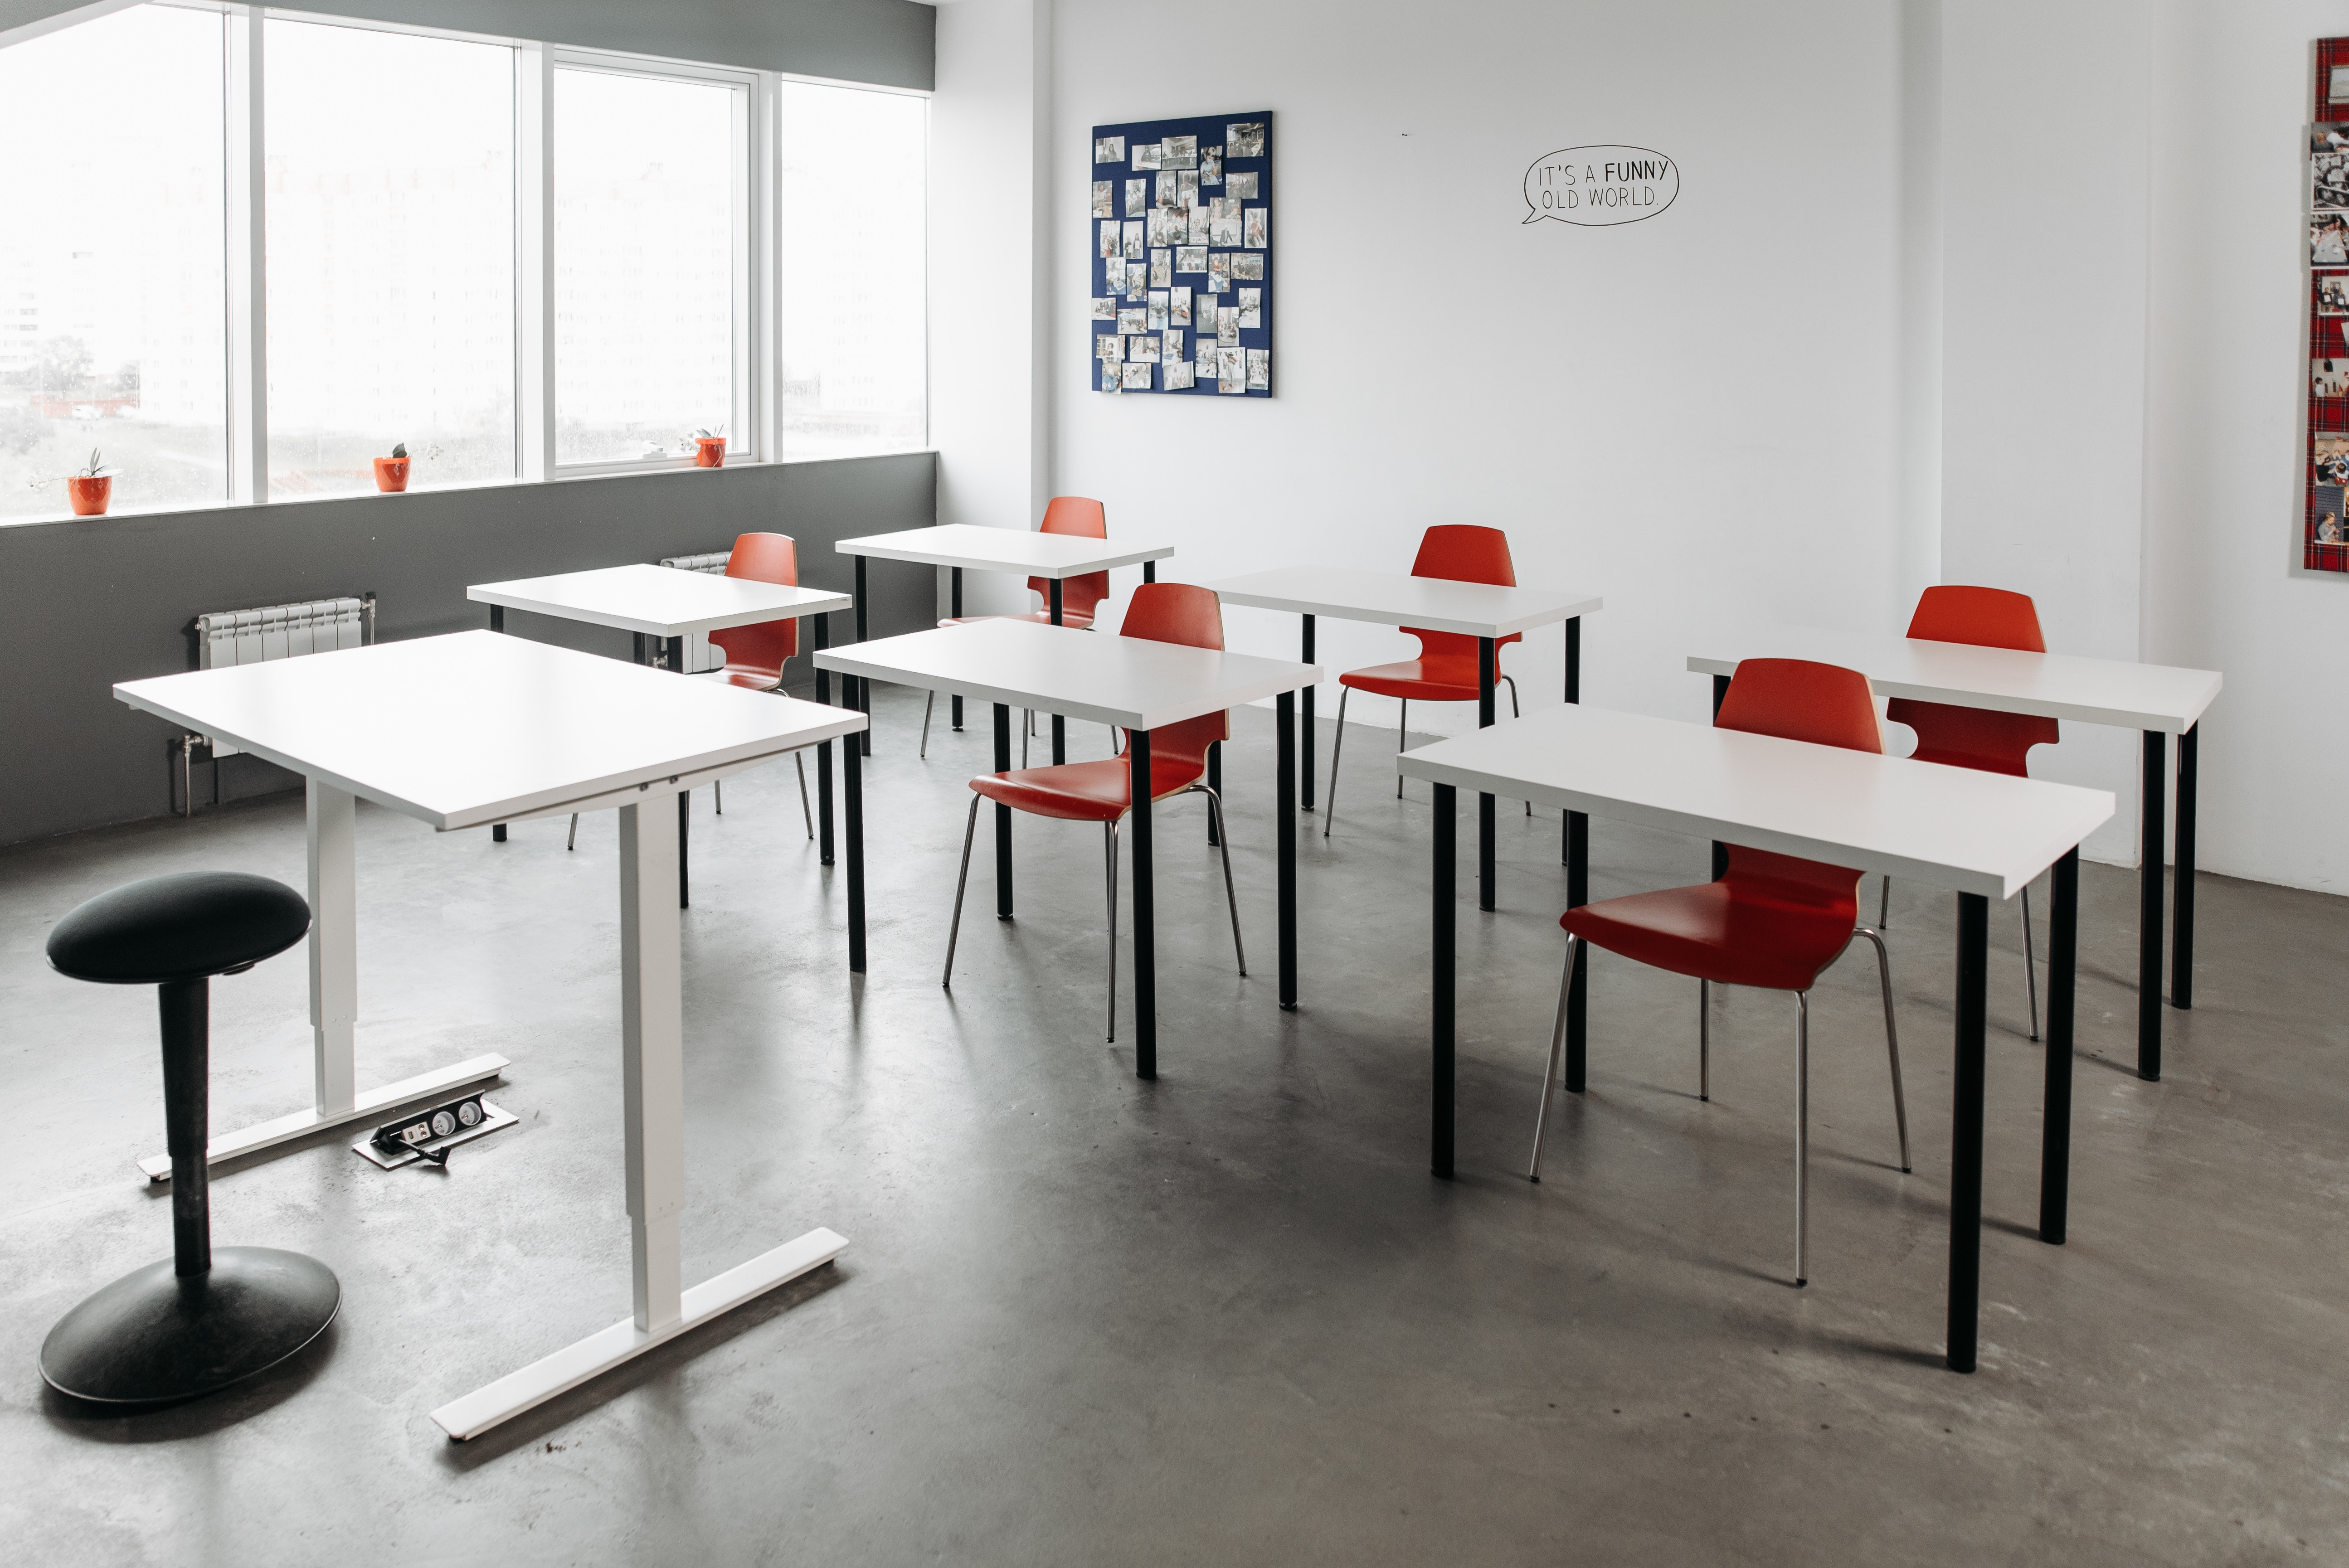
(117, 632, 866, 1438)
(1207, 566, 1606, 911)
(1399, 703, 2114, 1374)
(835, 524, 1176, 765)
(1686, 626, 2223, 1082)
(817, 619, 1318, 1075)
(469, 564, 855, 899)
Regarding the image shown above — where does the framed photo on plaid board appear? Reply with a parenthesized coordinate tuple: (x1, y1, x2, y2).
(2308, 43, 2349, 571)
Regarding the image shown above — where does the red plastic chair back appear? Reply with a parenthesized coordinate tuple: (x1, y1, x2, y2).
(1715, 658, 1882, 909)
(1121, 582, 1228, 767)
(1028, 495, 1110, 624)
(707, 532, 798, 680)
(1404, 524, 1521, 666)
(1885, 584, 2059, 777)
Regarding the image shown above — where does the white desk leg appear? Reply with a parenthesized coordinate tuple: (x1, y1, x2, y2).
(620, 800, 686, 1333)
(428, 798, 847, 1441)
(137, 776, 507, 1182)
(309, 778, 359, 1116)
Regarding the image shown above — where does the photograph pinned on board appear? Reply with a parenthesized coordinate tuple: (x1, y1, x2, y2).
(1162, 327, 1186, 360)
(1244, 206, 1268, 248)
(1164, 357, 1196, 391)
(1119, 306, 1148, 335)
(1099, 220, 1119, 259)
(1134, 140, 1163, 170)
(1230, 252, 1264, 281)
(1123, 220, 1145, 259)
(1171, 286, 1193, 327)
(2314, 481, 2347, 542)
(1162, 133, 1198, 169)
(1227, 122, 1266, 157)
(2321, 276, 2349, 316)
(1127, 261, 1148, 300)
(1210, 197, 1243, 247)
(1130, 333, 1161, 364)
(1177, 245, 1208, 272)
(1227, 172, 1259, 199)
(1146, 208, 1175, 248)
(1093, 297, 1117, 320)
(2315, 433, 2349, 486)
(2318, 150, 2349, 212)
(1123, 361, 1154, 390)
(2314, 213, 2349, 268)
(1201, 145, 1222, 183)
(1217, 306, 1240, 346)
(1175, 170, 1200, 209)
(1097, 332, 1123, 362)
(1186, 206, 1212, 246)
(1127, 180, 1149, 218)
(1100, 366, 1121, 393)
(1150, 248, 1172, 287)
(1196, 345, 1218, 378)
(1208, 252, 1231, 292)
(1219, 347, 1246, 391)
(1148, 291, 1169, 331)
(1094, 135, 1126, 164)
(2314, 356, 2349, 398)
(1246, 349, 1269, 391)
(1238, 287, 1261, 329)
(1093, 181, 1115, 218)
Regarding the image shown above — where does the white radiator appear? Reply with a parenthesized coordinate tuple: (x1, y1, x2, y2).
(190, 595, 374, 762)
(659, 551, 730, 673)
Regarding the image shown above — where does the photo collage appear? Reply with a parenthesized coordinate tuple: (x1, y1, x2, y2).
(2310, 46, 2349, 569)
(1090, 111, 1272, 397)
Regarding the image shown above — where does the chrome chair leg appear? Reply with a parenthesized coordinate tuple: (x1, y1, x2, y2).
(1396, 698, 1408, 798)
(1323, 685, 1352, 838)
(920, 690, 934, 758)
(942, 793, 982, 988)
(1795, 990, 1811, 1287)
(1528, 934, 1582, 1182)
(1854, 926, 1911, 1172)
(2021, 883, 2041, 1042)
(1106, 818, 1121, 1042)
(1188, 785, 1247, 975)
(1699, 978, 1710, 1101)
(796, 752, 813, 840)
(567, 813, 578, 851)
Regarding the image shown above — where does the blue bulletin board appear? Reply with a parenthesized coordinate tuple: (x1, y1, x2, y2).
(1089, 111, 1272, 397)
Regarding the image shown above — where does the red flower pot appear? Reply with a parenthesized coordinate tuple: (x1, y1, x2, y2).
(373, 456, 410, 492)
(693, 436, 726, 468)
(66, 476, 111, 516)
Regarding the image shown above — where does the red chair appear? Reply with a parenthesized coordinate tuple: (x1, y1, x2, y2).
(1527, 658, 1910, 1288)
(1323, 524, 1527, 836)
(566, 533, 812, 850)
(922, 497, 1112, 760)
(1881, 584, 2061, 1039)
(941, 583, 1245, 1042)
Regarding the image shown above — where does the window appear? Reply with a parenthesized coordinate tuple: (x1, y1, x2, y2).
(777, 82, 927, 458)
(264, 19, 517, 496)
(554, 66, 746, 467)
(0, 5, 227, 519)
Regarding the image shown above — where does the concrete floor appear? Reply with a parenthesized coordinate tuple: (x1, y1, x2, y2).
(1, 685, 2344, 1566)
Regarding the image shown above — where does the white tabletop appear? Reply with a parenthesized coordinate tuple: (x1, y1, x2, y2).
(815, 618, 1320, 730)
(1685, 625, 2221, 734)
(116, 632, 866, 832)
(834, 523, 1174, 579)
(467, 563, 851, 638)
(1205, 566, 1605, 638)
(1396, 704, 2114, 900)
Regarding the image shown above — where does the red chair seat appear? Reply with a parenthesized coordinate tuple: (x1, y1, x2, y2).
(1561, 874, 1859, 993)
(971, 754, 1207, 822)
(939, 611, 1097, 631)
(1337, 656, 1483, 703)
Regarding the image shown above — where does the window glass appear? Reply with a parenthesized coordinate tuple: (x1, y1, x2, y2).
(0, 5, 227, 519)
(555, 68, 739, 465)
(777, 83, 927, 458)
(265, 19, 516, 496)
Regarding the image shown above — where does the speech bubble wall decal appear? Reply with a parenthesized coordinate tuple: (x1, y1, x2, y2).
(1523, 146, 1678, 226)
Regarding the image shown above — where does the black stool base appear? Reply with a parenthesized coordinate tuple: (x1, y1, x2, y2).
(41, 1247, 340, 1407)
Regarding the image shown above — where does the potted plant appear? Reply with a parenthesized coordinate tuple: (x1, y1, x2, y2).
(691, 427, 726, 467)
(373, 442, 410, 493)
(66, 449, 111, 516)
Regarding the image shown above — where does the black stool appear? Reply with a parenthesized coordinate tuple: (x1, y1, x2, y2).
(41, 872, 341, 1406)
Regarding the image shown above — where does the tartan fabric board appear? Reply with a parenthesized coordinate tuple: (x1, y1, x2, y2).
(2309, 40, 2349, 570)
(1089, 111, 1272, 397)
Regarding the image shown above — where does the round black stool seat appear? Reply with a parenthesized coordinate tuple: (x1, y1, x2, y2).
(40, 1248, 341, 1406)
(48, 871, 311, 985)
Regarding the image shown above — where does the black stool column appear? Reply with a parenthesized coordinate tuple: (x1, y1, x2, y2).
(160, 978, 210, 1277)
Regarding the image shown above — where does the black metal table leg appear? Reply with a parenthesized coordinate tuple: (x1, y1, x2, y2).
(1560, 616, 1580, 862)
(491, 606, 509, 840)
(854, 556, 871, 756)
(1478, 636, 1497, 913)
(814, 614, 835, 866)
(1710, 673, 1731, 880)
(845, 712, 866, 973)
(1207, 742, 1221, 845)
(2139, 731, 2166, 1080)
(1432, 781, 1457, 1178)
(2040, 848, 2079, 1244)
(1131, 728, 1156, 1079)
(1565, 807, 1589, 1092)
(950, 568, 964, 729)
(1050, 579, 1066, 764)
(1278, 689, 1297, 1010)
(2172, 724, 2197, 1010)
(1948, 891, 1988, 1374)
(1143, 560, 1157, 583)
(666, 636, 690, 909)
(1301, 615, 1316, 812)
(993, 704, 1013, 918)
